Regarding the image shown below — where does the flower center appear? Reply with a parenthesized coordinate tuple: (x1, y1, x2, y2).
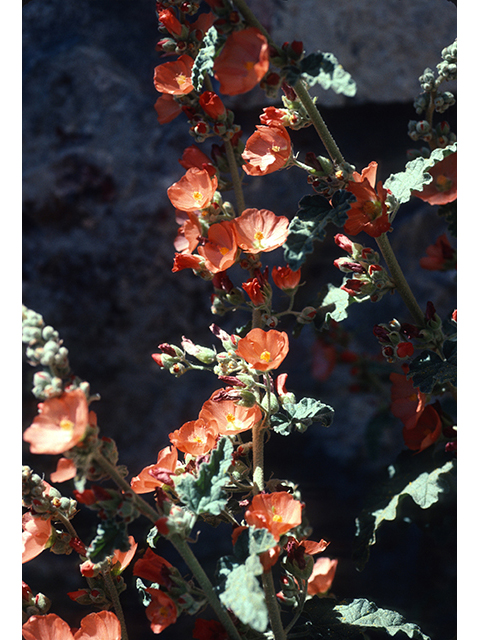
(362, 200, 383, 220)
(260, 350, 271, 362)
(59, 418, 74, 431)
(193, 190, 204, 203)
(272, 514, 283, 523)
(244, 61, 255, 71)
(435, 174, 453, 192)
(219, 246, 229, 256)
(176, 73, 187, 88)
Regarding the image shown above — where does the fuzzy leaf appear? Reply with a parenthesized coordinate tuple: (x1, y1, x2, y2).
(87, 519, 131, 564)
(219, 554, 268, 632)
(334, 598, 431, 639)
(192, 26, 219, 91)
(384, 143, 457, 204)
(286, 51, 356, 97)
(271, 397, 334, 435)
(284, 191, 353, 270)
(407, 341, 456, 393)
(175, 437, 233, 516)
(320, 282, 352, 323)
(354, 450, 456, 570)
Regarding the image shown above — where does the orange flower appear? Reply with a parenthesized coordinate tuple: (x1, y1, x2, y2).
(244, 491, 303, 541)
(145, 588, 178, 635)
(232, 208, 289, 254)
(412, 152, 457, 205)
(131, 446, 178, 494)
(199, 393, 262, 435)
(23, 389, 90, 455)
(307, 557, 338, 595)
(154, 94, 182, 125)
(242, 125, 292, 176)
(174, 212, 203, 254)
(22, 512, 52, 563)
(133, 548, 174, 584)
(402, 404, 442, 452)
(199, 91, 226, 119)
(242, 276, 266, 305)
(213, 27, 269, 95)
(344, 161, 391, 238)
(169, 418, 218, 456)
(50, 457, 77, 483)
(271, 265, 301, 291)
(179, 145, 216, 177)
(167, 167, 218, 213)
(22, 612, 121, 640)
(153, 54, 195, 96)
(157, 8, 183, 37)
(259, 106, 291, 127)
(235, 328, 289, 371)
(390, 368, 426, 431)
(419, 233, 456, 271)
(171, 252, 205, 273)
(197, 220, 239, 273)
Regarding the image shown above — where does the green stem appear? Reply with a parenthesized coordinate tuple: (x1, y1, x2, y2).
(92, 451, 242, 640)
(169, 534, 244, 640)
(293, 80, 345, 165)
(224, 137, 246, 214)
(103, 569, 129, 640)
(375, 233, 425, 327)
(262, 571, 287, 640)
(284, 579, 308, 635)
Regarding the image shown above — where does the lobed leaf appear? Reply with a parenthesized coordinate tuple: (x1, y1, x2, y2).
(384, 143, 457, 205)
(174, 436, 234, 516)
(286, 51, 357, 97)
(271, 396, 334, 436)
(354, 450, 456, 570)
(407, 341, 457, 393)
(192, 26, 219, 91)
(219, 554, 268, 632)
(87, 519, 131, 564)
(283, 190, 353, 270)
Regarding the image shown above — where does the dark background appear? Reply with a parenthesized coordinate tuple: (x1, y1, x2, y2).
(22, 1, 456, 638)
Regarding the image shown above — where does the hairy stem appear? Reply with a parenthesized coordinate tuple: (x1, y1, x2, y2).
(92, 451, 242, 640)
(224, 137, 246, 214)
(293, 80, 345, 165)
(262, 570, 287, 640)
(102, 569, 129, 640)
(170, 534, 244, 640)
(375, 233, 426, 327)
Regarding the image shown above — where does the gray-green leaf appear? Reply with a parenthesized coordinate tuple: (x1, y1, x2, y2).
(384, 143, 457, 205)
(219, 554, 268, 632)
(174, 436, 233, 516)
(192, 26, 219, 91)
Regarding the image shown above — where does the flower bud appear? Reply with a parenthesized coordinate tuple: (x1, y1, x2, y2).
(297, 306, 317, 324)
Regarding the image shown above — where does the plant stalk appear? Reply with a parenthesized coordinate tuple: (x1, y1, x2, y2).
(375, 233, 426, 327)
(293, 79, 345, 165)
(224, 137, 246, 214)
(92, 451, 242, 640)
(102, 569, 129, 640)
(262, 570, 287, 640)
(169, 534, 244, 640)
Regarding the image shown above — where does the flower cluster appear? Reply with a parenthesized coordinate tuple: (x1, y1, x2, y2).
(333, 233, 395, 303)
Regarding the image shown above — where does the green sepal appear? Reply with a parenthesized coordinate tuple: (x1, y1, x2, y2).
(219, 554, 269, 632)
(192, 26, 219, 91)
(286, 51, 357, 97)
(87, 519, 131, 564)
(407, 340, 456, 393)
(283, 190, 353, 270)
(383, 143, 457, 205)
(301, 597, 431, 639)
(353, 449, 456, 570)
(270, 397, 334, 436)
(174, 436, 234, 516)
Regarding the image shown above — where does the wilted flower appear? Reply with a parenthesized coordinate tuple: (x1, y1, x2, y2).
(344, 161, 391, 237)
(131, 446, 178, 494)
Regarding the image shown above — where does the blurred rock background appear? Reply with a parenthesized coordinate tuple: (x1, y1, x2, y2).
(22, 1, 456, 638)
